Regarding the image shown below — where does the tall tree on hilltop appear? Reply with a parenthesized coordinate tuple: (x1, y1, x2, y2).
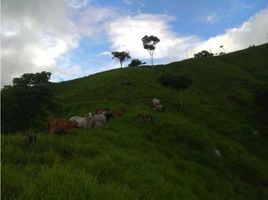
(142, 35, 160, 66)
(111, 51, 131, 68)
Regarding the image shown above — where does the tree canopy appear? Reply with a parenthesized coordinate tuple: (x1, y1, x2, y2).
(1, 71, 60, 133)
(111, 51, 131, 68)
(194, 50, 213, 58)
(13, 71, 51, 87)
(142, 35, 160, 65)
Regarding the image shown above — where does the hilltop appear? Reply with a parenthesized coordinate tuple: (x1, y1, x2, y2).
(2, 43, 268, 200)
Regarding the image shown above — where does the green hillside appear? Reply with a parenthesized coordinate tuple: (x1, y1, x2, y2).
(2, 44, 268, 200)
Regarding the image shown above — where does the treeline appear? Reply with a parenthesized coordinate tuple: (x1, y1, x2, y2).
(1, 71, 61, 133)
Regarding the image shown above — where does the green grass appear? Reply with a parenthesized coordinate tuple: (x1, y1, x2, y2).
(2, 43, 268, 199)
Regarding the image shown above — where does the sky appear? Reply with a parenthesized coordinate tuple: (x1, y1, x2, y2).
(2, 0, 268, 85)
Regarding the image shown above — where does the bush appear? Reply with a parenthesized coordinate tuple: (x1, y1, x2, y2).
(1, 72, 61, 133)
(194, 50, 213, 58)
(255, 87, 268, 125)
(157, 73, 193, 90)
(128, 59, 146, 67)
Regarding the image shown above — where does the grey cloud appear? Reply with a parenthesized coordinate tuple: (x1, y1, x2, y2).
(1, 0, 79, 86)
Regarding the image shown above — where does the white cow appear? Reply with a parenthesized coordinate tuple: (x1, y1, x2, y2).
(92, 113, 106, 128)
(69, 113, 92, 128)
(154, 104, 165, 112)
(152, 98, 160, 106)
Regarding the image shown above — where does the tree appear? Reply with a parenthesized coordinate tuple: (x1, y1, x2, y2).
(111, 51, 131, 68)
(142, 35, 160, 65)
(194, 50, 213, 58)
(1, 71, 60, 133)
(13, 71, 51, 87)
(128, 59, 146, 67)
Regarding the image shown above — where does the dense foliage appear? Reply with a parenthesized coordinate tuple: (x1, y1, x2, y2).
(128, 59, 146, 67)
(255, 87, 268, 136)
(194, 50, 213, 58)
(1, 72, 60, 133)
(13, 71, 52, 87)
(157, 73, 193, 90)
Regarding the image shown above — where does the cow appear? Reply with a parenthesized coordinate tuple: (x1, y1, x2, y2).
(214, 148, 221, 157)
(69, 113, 93, 129)
(95, 108, 110, 115)
(152, 98, 160, 107)
(154, 104, 165, 112)
(137, 114, 154, 123)
(48, 119, 77, 135)
(92, 113, 106, 128)
(112, 108, 126, 117)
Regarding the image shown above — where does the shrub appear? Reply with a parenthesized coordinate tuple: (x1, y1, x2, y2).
(255, 87, 268, 126)
(1, 72, 61, 133)
(157, 73, 193, 90)
(194, 50, 213, 58)
(128, 59, 146, 67)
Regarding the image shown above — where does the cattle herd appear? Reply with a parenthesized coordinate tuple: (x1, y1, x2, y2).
(48, 98, 165, 135)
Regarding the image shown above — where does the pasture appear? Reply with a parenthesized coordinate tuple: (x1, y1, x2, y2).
(2, 44, 268, 199)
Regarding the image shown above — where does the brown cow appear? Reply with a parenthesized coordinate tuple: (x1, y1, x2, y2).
(112, 108, 126, 117)
(95, 108, 109, 115)
(48, 119, 78, 135)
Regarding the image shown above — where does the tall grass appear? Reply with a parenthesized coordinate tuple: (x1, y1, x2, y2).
(2, 44, 268, 199)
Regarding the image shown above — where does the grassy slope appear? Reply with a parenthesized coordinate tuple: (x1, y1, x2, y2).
(2, 44, 268, 200)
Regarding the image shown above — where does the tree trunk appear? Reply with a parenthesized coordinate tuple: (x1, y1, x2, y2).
(150, 51, 154, 66)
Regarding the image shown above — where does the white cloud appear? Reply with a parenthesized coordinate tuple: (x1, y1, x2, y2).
(74, 6, 118, 38)
(106, 8, 268, 65)
(2, 0, 267, 86)
(1, 0, 79, 86)
(189, 7, 268, 56)
(202, 0, 253, 25)
(107, 14, 200, 63)
(204, 13, 219, 24)
(68, 0, 89, 9)
(122, 0, 145, 8)
(123, 0, 133, 6)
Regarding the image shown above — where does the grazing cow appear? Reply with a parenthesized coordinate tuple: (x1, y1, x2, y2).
(48, 119, 77, 135)
(25, 132, 37, 147)
(112, 108, 126, 117)
(69, 113, 92, 128)
(214, 148, 221, 157)
(92, 113, 106, 128)
(154, 104, 165, 112)
(137, 114, 154, 123)
(152, 98, 160, 106)
(95, 108, 109, 115)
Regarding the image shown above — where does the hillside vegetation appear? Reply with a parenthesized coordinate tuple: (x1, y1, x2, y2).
(2, 44, 268, 200)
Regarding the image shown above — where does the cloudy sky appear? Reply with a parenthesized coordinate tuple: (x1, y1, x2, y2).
(2, 0, 268, 85)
